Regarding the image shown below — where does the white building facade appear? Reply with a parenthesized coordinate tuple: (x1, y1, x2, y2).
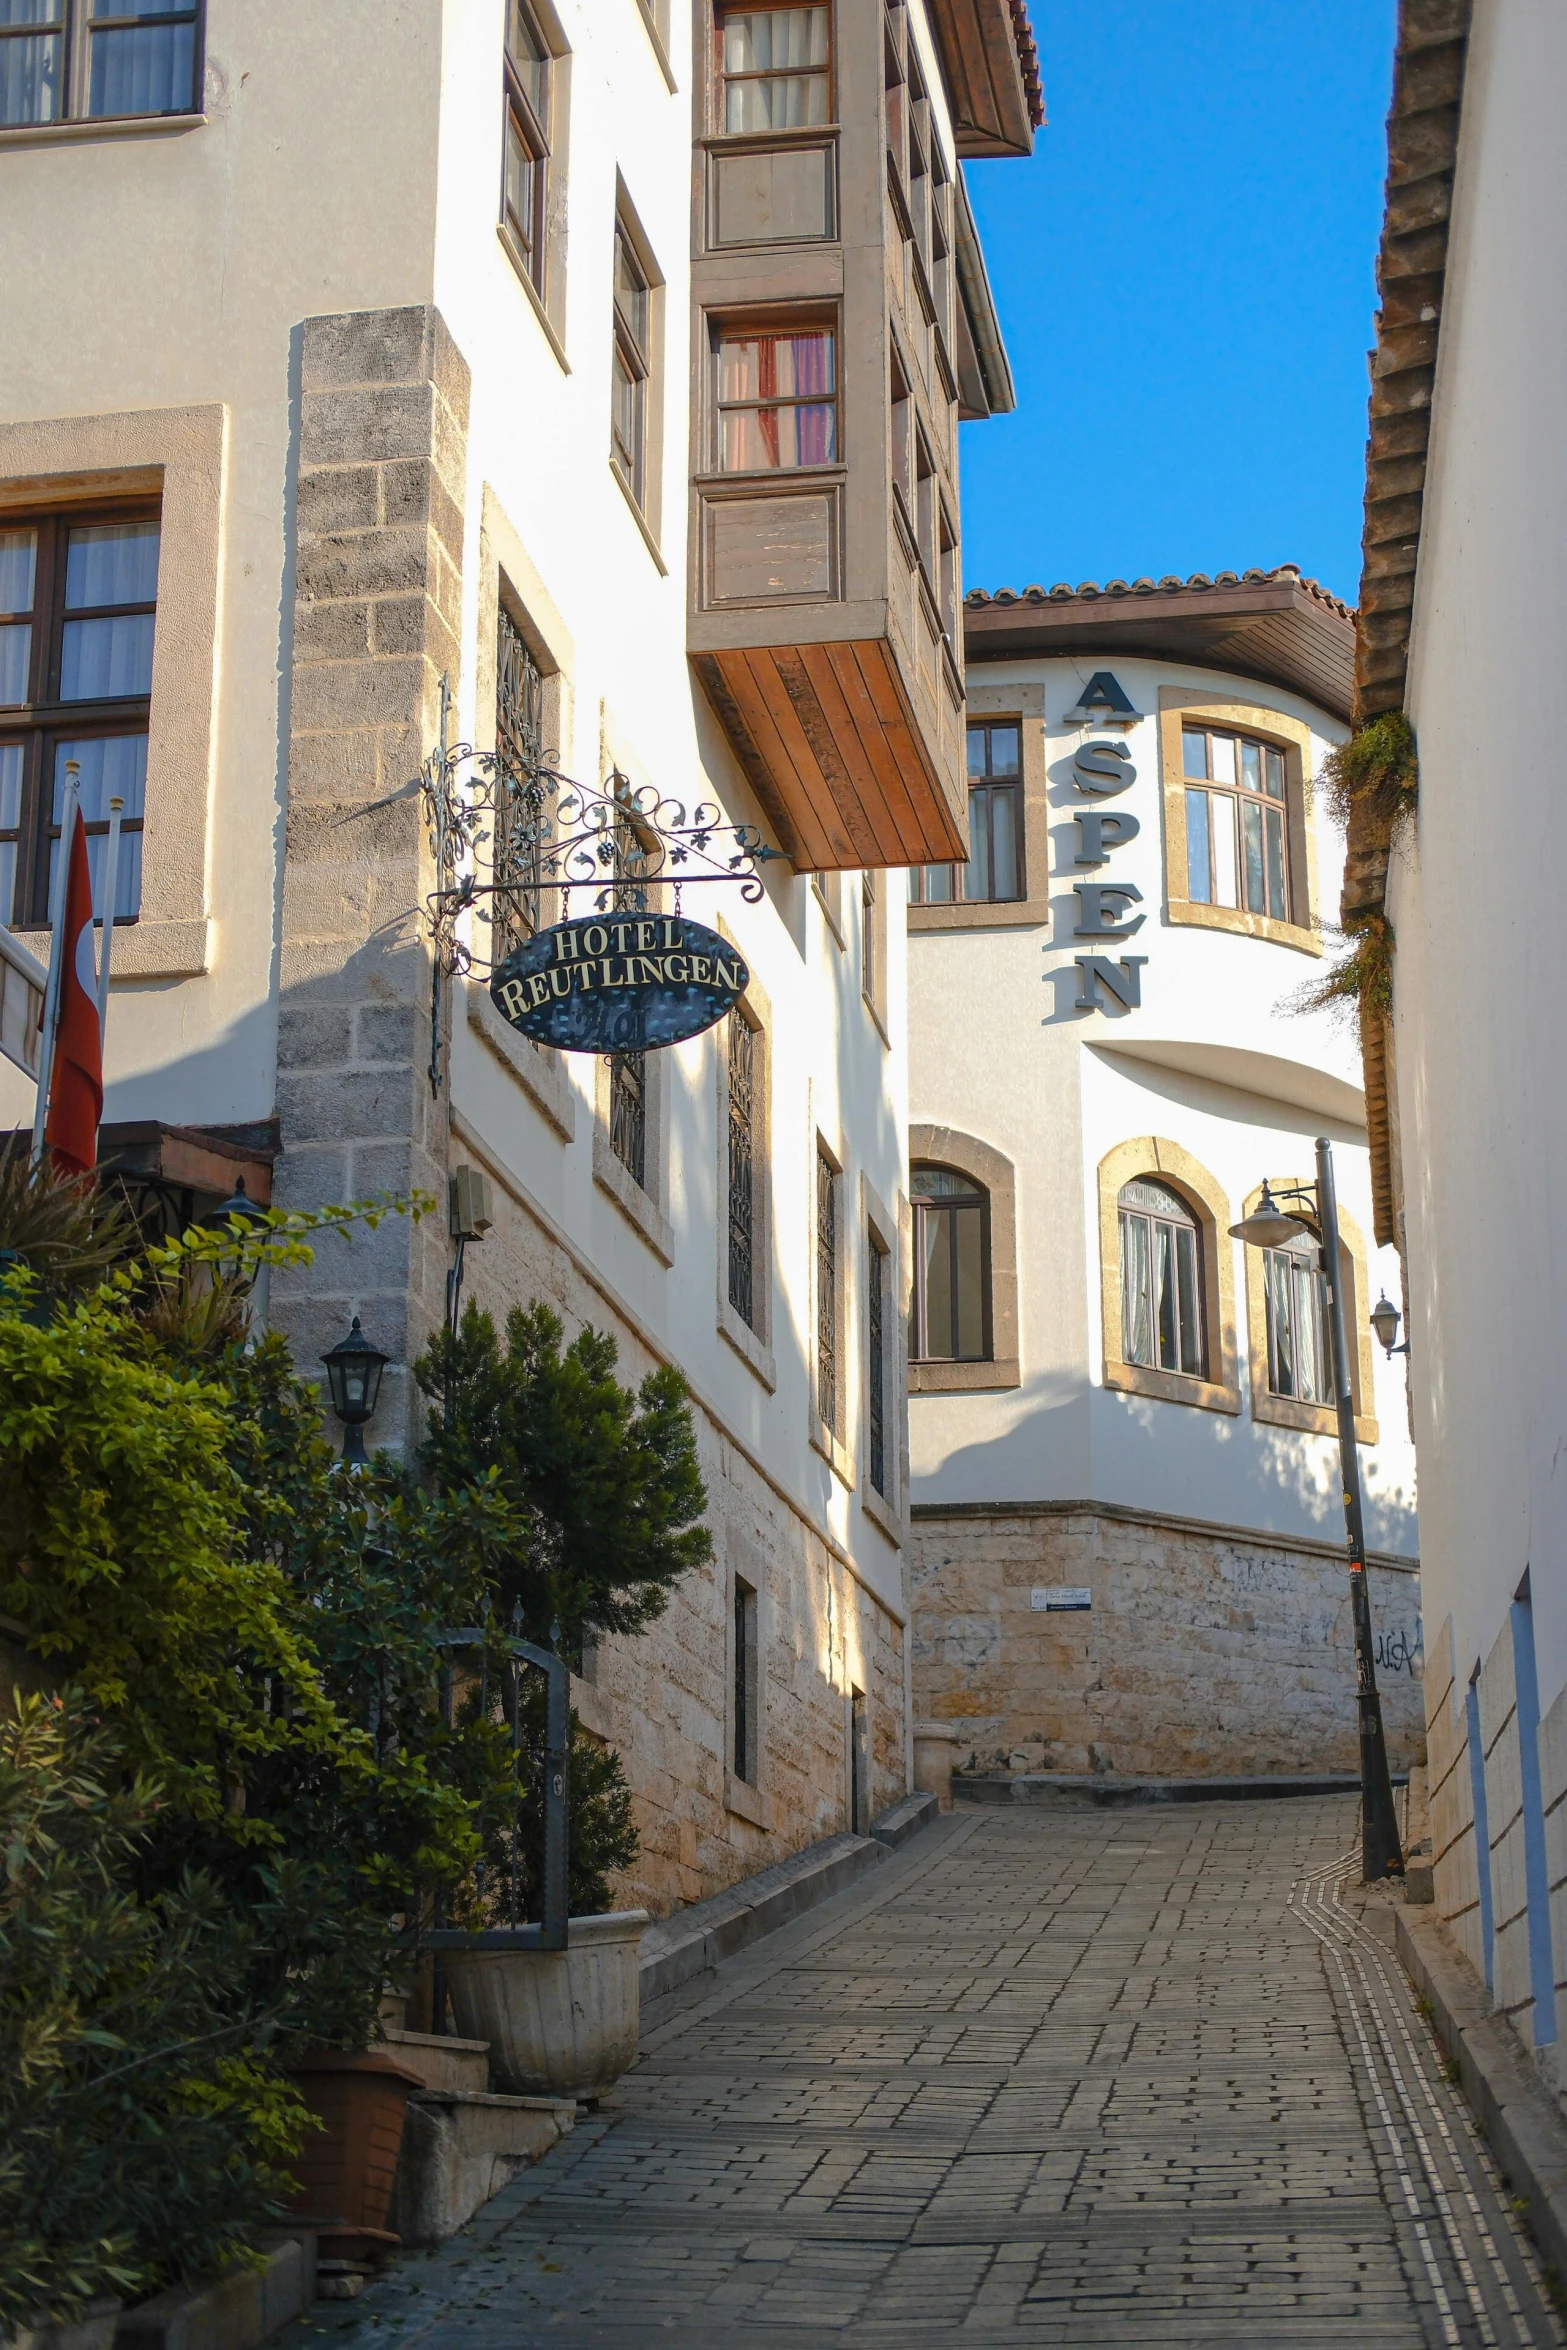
(906, 573, 1422, 1780)
(0, 0, 1039, 1911)
(1347, 0, 1567, 2094)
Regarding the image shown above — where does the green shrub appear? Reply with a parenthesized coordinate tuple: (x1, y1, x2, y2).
(415, 1300, 712, 1654)
(0, 1692, 309, 2332)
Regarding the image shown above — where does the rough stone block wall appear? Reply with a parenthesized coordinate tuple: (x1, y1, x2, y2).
(909, 1506, 1425, 1779)
(458, 1153, 907, 1917)
(272, 306, 469, 1445)
(1426, 1614, 1486, 1980)
(1541, 1678, 1567, 2068)
(1479, 1613, 1532, 2043)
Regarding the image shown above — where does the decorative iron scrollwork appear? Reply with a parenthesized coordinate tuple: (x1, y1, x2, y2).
(407, 675, 779, 1092)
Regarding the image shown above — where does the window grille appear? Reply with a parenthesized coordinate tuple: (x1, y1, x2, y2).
(868, 1230, 888, 1495)
(1265, 1228, 1336, 1405)
(733, 1578, 757, 1783)
(727, 1008, 756, 1329)
(0, 507, 159, 928)
(609, 1050, 646, 1189)
(493, 604, 544, 951)
(1118, 1177, 1205, 1378)
(816, 1147, 837, 1430)
(911, 1165, 988, 1361)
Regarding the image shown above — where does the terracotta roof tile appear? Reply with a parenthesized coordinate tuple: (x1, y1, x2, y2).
(963, 563, 1355, 623)
(1011, 0, 1046, 131)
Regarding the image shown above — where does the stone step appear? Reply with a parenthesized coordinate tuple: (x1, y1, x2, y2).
(392, 2089, 576, 2248)
(956, 1770, 1392, 1807)
(381, 2026, 491, 2096)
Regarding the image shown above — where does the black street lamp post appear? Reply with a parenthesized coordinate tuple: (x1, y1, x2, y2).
(1230, 1136, 1405, 1882)
(321, 1315, 390, 1466)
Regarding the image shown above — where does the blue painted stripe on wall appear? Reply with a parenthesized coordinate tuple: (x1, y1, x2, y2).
(1511, 1595, 1557, 2046)
(1466, 1676, 1495, 1994)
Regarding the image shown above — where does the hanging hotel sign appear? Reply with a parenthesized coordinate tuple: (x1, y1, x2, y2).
(491, 913, 749, 1054)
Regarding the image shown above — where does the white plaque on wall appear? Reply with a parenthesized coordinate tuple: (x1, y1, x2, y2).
(1031, 1587, 1092, 1611)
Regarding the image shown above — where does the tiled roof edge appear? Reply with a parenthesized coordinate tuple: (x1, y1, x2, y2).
(1352, 0, 1473, 736)
(964, 564, 1353, 622)
(1011, 0, 1046, 131)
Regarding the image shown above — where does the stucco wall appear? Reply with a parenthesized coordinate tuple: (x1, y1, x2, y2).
(1389, 0, 1567, 1731)
(911, 1505, 1425, 1779)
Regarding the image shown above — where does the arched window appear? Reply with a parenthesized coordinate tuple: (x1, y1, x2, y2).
(1118, 1178, 1205, 1378)
(1264, 1225, 1335, 1404)
(912, 1165, 989, 1361)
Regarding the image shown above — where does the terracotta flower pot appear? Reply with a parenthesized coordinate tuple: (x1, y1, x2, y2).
(285, 2048, 424, 2264)
(443, 1911, 649, 2101)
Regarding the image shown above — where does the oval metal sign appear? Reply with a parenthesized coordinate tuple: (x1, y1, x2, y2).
(490, 913, 749, 1053)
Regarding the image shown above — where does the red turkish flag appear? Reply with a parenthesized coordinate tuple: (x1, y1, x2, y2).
(44, 810, 103, 1178)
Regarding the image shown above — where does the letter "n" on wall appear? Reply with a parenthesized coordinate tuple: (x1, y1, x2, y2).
(1074, 955, 1148, 1012)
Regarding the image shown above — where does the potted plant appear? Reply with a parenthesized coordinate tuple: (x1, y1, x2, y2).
(414, 1303, 712, 2100)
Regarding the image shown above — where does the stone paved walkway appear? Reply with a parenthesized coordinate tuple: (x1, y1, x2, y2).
(294, 1798, 1567, 2346)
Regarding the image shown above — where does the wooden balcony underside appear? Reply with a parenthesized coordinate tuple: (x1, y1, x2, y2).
(693, 638, 966, 873)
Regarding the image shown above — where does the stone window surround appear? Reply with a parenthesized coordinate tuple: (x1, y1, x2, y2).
(724, 1549, 770, 1829)
(715, 928, 775, 1388)
(1156, 685, 1324, 958)
(908, 1122, 1020, 1393)
(0, 404, 223, 980)
(465, 492, 579, 1141)
(810, 1121, 854, 1488)
(1097, 1135, 1242, 1417)
(594, 1040, 673, 1263)
(1238, 1179, 1380, 1446)
(907, 679, 1048, 933)
(497, 0, 573, 375)
(859, 1168, 906, 1547)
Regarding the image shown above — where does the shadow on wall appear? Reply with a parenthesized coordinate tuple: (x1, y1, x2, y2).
(918, 1374, 1417, 1559)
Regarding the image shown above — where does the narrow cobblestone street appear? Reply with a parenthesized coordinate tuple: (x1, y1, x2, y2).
(296, 1800, 1566, 2347)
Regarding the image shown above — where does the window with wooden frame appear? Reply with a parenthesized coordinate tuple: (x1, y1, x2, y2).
(1118, 1178, 1205, 1381)
(883, 0, 906, 181)
(714, 2, 829, 133)
(0, 0, 201, 127)
(501, 0, 552, 299)
(912, 1165, 989, 1362)
(714, 322, 837, 471)
(910, 720, 1021, 906)
(0, 504, 158, 931)
(913, 431, 936, 580)
(1182, 723, 1290, 921)
(930, 148, 953, 348)
(906, 48, 930, 271)
(889, 348, 912, 515)
(1263, 1225, 1335, 1406)
(611, 217, 652, 512)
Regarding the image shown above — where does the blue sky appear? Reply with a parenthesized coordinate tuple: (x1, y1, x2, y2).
(960, 0, 1397, 606)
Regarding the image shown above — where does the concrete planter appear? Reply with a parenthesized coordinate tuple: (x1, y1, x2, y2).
(443, 1911, 649, 2101)
(912, 1723, 964, 1812)
(3, 2300, 120, 2350)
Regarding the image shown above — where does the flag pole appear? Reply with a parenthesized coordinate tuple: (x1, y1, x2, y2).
(96, 793, 124, 1042)
(30, 760, 80, 1167)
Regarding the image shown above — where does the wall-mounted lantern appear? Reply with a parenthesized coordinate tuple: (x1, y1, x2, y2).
(321, 1315, 389, 1466)
(1370, 1293, 1410, 1358)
